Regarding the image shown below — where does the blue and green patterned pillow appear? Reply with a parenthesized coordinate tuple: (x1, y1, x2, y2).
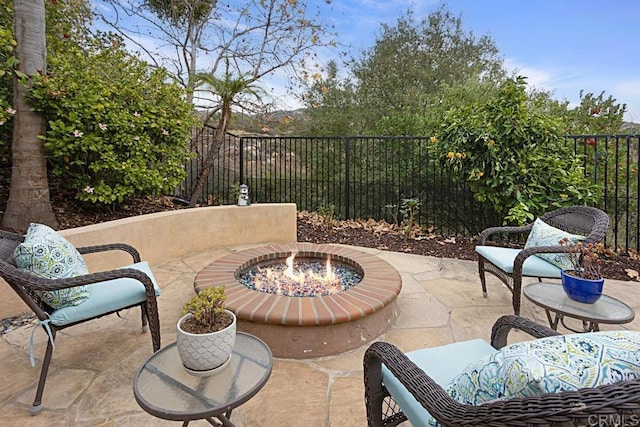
(524, 218, 585, 270)
(446, 331, 640, 406)
(14, 223, 90, 309)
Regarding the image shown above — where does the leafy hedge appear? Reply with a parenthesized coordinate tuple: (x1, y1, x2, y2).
(28, 39, 197, 204)
(432, 76, 600, 224)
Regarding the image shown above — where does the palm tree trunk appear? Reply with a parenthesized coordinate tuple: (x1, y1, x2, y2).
(188, 104, 232, 207)
(2, 0, 58, 231)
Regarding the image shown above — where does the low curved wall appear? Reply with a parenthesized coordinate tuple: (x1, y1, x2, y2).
(0, 203, 297, 318)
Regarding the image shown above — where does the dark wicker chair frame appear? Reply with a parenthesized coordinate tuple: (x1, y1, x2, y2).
(0, 229, 161, 415)
(477, 206, 610, 315)
(364, 315, 640, 426)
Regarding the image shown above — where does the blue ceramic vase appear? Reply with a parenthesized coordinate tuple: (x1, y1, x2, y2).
(561, 270, 604, 304)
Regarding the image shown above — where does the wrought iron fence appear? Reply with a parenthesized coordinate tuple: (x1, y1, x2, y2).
(565, 134, 640, 251)
(180, 128, 640, 251)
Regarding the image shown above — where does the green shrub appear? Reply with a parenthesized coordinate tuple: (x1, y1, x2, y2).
(28, 38, 197, 205)
(432, 76, 600, 224)
(0, 5, 17, 157)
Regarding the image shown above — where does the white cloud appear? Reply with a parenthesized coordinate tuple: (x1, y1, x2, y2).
(503, 58, 638, 122)
(503, 58, 553, 88)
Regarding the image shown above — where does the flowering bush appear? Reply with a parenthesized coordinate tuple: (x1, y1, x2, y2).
(559, 238, 604, 280)
(27, 37, 197, 205)
(0, 20, 17, 158)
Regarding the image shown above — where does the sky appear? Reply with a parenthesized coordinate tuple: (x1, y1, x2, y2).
(97, 0, 640, 122)
(306, 0, 640, 122)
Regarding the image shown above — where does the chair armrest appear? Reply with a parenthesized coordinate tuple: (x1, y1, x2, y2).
(77, 243, 141, 263)
(9, 266, 154, 294)
(490, 315, 560, 349)
(478, 224, 533, 245)
(512, 244, 567, 274)
(364, 340, 468, 426)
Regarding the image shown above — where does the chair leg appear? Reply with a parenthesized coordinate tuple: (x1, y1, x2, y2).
(478, 256, 488, 297)
(140, 304, 149, 333)
(31, 328, 57, 415)
(512, 275, 522, 316)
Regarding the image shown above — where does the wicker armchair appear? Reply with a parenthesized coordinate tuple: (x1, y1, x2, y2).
(476, 206, 610, 315)
(0, 229, 161, 415)
(364, 315, 640, 426)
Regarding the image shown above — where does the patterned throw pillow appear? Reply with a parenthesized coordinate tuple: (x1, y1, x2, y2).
(14, 223, 90, 309)
(524, 218, 585, 270)
(446, 331, 640, 406)
(445, 353, 504, 405)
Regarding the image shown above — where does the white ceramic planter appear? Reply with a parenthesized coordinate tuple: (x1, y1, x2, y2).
(176, 310, 236, 374)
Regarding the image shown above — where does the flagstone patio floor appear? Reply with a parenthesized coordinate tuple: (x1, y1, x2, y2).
(1, 243, 639, 426)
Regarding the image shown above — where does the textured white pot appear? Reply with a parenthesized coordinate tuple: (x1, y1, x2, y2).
(176, 310, 236, 373)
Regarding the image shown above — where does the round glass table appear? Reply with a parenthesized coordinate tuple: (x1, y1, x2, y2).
(523, 282, 635, 333)
(133, 332, 272, 426)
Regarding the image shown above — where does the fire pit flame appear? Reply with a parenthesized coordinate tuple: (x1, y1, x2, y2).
(283, 252, 335, 285)
(241, 251, 361, 297)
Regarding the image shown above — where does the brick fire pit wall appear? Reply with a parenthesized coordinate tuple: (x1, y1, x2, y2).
(194, 243, 402, 358)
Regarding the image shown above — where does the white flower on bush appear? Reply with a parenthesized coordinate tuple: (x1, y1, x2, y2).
(73, 130, 84, 137)
(6, 108, 16, 115)
(161, 128, 169, 136)
(84, 186, 94, 194)
(98, 123, 107, 131)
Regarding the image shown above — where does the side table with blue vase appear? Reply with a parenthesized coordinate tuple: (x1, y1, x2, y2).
(560, 270, 605, 304)
(523, 282, 634, 333)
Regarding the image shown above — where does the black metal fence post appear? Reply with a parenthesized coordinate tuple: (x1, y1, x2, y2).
(239, 137, 245, 186)
(344, 136, 350, 220)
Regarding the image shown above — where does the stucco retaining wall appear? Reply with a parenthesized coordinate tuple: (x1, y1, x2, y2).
(0, 203, 297, 319)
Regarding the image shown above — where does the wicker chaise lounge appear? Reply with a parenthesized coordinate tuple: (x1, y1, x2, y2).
(476, 206, 610, 315)
(364, 315, 640, 426)
(0, 228, 161, 415)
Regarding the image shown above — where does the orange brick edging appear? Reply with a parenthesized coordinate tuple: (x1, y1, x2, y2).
(193, 243, 402, 358)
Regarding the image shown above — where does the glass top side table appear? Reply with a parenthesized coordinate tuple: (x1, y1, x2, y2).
(133, 332, 273, 426)
(523, 282, 635, 333)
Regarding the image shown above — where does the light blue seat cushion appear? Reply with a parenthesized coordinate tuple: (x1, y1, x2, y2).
(49, 261, 160, 326)
(475, 246, 562, 278)
(381, 339, 497, 426)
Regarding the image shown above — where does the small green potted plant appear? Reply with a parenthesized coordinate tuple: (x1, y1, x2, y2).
(176, 286, 236, 375)
(559, 238, 605, 303)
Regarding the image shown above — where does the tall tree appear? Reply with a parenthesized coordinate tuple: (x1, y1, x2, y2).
(101, 0, 334, 112)
(3, 0, 57, 230)
(302, 5, 505, 136)
(101, 0, 336, 204)
(301, 60, 360, 136)
(132, 0, 217, 105)
(188, 66, 265, 205)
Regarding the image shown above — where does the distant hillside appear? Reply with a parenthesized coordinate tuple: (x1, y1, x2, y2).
(196, 108, 308, 136)
(203, 108, 640, 136)
(622, 121, 640, 134)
